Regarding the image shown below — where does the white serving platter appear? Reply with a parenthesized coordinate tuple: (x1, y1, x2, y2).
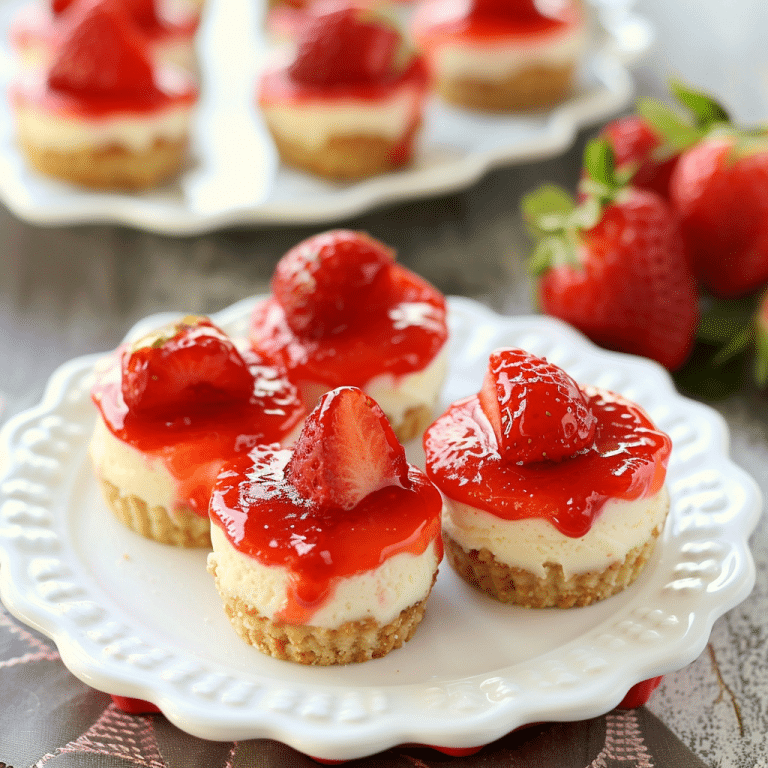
(0, 296, 760, 760)
(0, 0, 653, 233)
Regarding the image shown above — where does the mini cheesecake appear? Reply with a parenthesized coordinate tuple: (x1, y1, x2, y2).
(10, 0, 200, 75)
(90, 316, 305, 547)
(207, 386, 443, 664)
(10, 0, 198, 190)
(424, 347, 672, 608)
(412, 0, 589, 111)
(258, 3, 429, 180)
(249, 230, 449, 444)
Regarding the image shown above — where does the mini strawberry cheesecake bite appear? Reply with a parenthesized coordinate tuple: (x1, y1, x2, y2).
(11, 0, 198, 190)
(249, 230, 449, 444)
(11, 0, 200, 75)
(424, 348, 672, 608)
(411, 0, 588, 111)
(258, 3, 429, 180)
(207, 386, 443, 664)
(90, 316, 305, 547)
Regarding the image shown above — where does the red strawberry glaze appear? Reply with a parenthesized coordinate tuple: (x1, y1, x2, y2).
(91, 348, 305, 516)
(412, 0, 583, 46)
(249, 263, 448, 391)
(209, 448, 442, 624)
(11, 66, 196, 119)
(424, 386, 671, 538)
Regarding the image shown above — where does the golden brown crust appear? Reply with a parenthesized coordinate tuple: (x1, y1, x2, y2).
(443, 526, 663, 608)
(391, 403, 434, 444)
(209, 560, 437, 664)
(98, 477, 211, 548)
(263, 122, 419, 180)
(17, 135, 189, 190)
(435, 63, 576, 112)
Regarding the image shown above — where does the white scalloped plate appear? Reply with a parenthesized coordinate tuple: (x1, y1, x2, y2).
(0, 0, 652, 234)
(0, 297, 760, 761)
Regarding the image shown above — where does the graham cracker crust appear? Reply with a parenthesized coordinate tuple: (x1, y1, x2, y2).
(18, 136, 189, 190)
(444, 527, 663, 608)
(208, 560, 437, 664)
(392, 403, 434, 444)
(263, 124, 419, 181)
(435, 63, 576, 112)
(98, 477, 211, 548)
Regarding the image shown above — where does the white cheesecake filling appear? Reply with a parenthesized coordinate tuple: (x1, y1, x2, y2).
(261, 81, 423, 150)
(297, 341, 449, 428)
(14, 102, 193, 152)
(89, 417, 303, 516)
(430, 23, 588, 81)
(90, 417, 178, 513)
(442, 487, 670, 580)
(208, 524, 440, 628)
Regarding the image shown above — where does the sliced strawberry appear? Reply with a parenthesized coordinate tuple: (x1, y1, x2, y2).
(121, 316, 254, 417)
(48, 0, 156, 98)
(470, 0, 542, 21)
(52, 0, 76, 14)
(288, 5, 404, 87)
(477, 348, 596, 463)
(285, 386, 410, 510)
(271, 229, 395, 337)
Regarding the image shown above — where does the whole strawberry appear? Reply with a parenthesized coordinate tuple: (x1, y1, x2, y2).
(523, 138, 699, 371)
(600, 82, 731, 200)
(670, 133, 768, 298)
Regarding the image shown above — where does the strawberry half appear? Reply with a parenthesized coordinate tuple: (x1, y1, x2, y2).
(271, 229, 395, 337)
(121, 316, 254, 417)
(48, 0, 156, 98)
(288, 5, 404, 87)
(523, 138, 699, 371)
(285, 386, 410, 510)
(478, 348, 596, 463)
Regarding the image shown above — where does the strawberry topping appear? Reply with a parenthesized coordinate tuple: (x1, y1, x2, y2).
(288, 5, 406, 87)
(121, 316, 254, 418)
(271, 229, 395, 338)
(425, 379, 671, 538)
(478, 348, 596, 463)
(48, 0, 156, 98)
(286, 386, 410, 510)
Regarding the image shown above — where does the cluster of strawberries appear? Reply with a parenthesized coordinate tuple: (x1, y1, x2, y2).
(523, 82, 768, 393)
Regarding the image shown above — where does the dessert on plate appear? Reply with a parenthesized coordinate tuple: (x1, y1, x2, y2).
(89, 315, 305, 547)
(207, 385, 443, 664)
(249, 229, 449, 443)
(10, 0, 200, 75)
(411, 0, 589, 111)
(258, 1, 429, 180)
(424, 347, 672, 608)
(10, 0, 198, 190)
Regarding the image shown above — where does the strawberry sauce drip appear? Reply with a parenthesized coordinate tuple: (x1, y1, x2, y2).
(210, 450, 443, 624)
(91, 350, 304, 516)
(424, 386, 671, 538)
(250, 263, 448, 389)
(412, 0, 580, 43)
(259, 55, 428, 105)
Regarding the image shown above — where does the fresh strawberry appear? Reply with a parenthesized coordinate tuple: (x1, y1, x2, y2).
(470, 0, 542, 21)
(271, 229, 395, 337)
(288, 5, 405, 87)
(48, 0, 156, 98)
(670, 133, 768, 298)
(523, 138, 699, 371)
(286, 386, 410, 510)
(599, 116, 677, 199)
(52, 0, 75, 14)
(478, 348, 596, 463)
(121, 316, 254, 417)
